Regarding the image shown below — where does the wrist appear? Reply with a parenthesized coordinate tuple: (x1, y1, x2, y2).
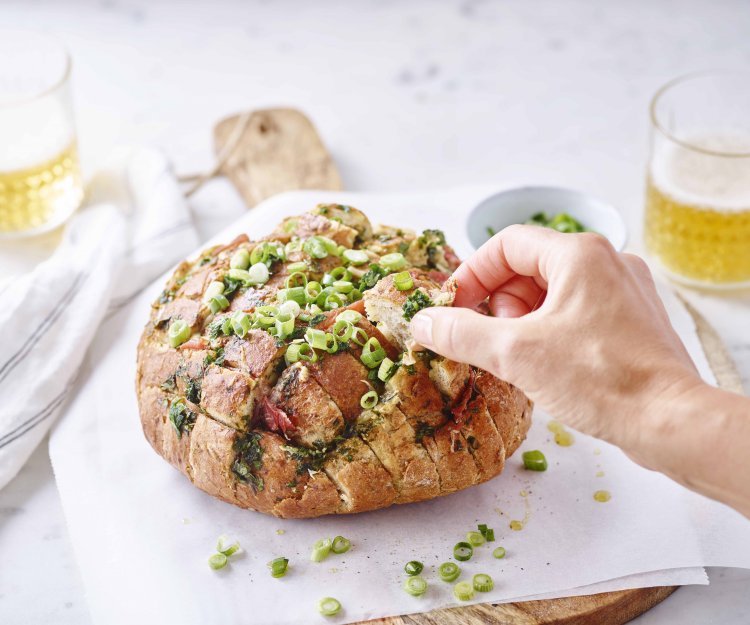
(634, 379, 750, 517)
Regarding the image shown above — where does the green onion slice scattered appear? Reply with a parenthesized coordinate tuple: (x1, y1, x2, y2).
(338, 310, 362, 324)
(208, 552, 228, 570)
(267, 557, 289, 578)
(333, 280, 354, 294)
(332, 319, 354, 342)
(453, 580, 475, 601)
(329, 266, 352, 282)
(208, 294, 230, 314)
(522, 449, 548, 471)
(351, 327, 369, 346)
(285, 342, 317, 365)
(402, 575, 428, 597)
(317, 597, 342, 617)
(168, 320, 191, 347)
(404, 560, 424, 576)
(342, 249, 369, 265)
(305, 281, 322, 302)
(285, 271, 308, 288)
(203, 280, 226, 302)
(381, 252, 407, 271)
(360, 390, 378, 409)
(473, 573, 494, 592)
(438, 562, 460, 582)
(216, 535, 240, 556)
(311, 537, 332, 562)
(286, 261, 307, 274)
(393, 271, 414, 291)
(361, 337, 386, 368)
(231, 311, 252, 338)
(485, 528, 495, 542)
(453, 541, 473, 561)
(230, 248, 251, 270)
(306, 328, 328, 350)
(493, 546, 506, 559)
(466, 531, 485, 547)
(331, 535, 351, 554)
(377, 357, 397, 382)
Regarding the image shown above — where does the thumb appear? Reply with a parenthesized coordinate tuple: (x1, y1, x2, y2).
(410, 306, 529, 379)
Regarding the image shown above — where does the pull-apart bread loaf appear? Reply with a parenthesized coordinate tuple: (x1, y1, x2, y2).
(136, 205, 532, 518)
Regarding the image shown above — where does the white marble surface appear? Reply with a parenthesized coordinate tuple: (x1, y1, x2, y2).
(0, 0, 749, 623)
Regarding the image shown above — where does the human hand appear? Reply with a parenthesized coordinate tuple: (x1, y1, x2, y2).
(409, 225, 704, 456)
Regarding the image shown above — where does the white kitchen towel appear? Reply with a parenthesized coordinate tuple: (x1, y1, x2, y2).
(0, 148, 198, 490)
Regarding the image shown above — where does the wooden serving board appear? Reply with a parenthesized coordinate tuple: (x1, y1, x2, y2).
(211, 107, 742, 625)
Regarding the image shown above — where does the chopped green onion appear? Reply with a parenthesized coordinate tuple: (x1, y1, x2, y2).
(317, 597, 342, 617)
(393, 271, 414, 291)
(360, 390, 378, 409)
(208, 552, 228, 570)
(485, 528, 495, 542)
(472, 573, 494, 592)
(333, 280, 354, 294)
(477, 523, 488, 536)
(329, 266, 352, 281)
(247, 262, 271, 285)
(256, 305, 278, 316)
(348, 287, 363, 301)
(522, 449, 548, 471)
(230, 248, 251, 270)
(278, 300, 301, 318)
(453, 541, 473, 561)
(305, 328, 329, 350)
(331, 536, 351, 554)
(466, 531, 485, 547)
(493, 546, 506, 559)
(324, 332, 338, 354)
(277, 286, 307, 306)
(208, 294, 230, 314)
(338, 310, 362, 324)
(311, 538, 332, 562)
(342, 249, 369, 265)
(275, 312, 295, 339)
(438, 562, 460, 582)
(285, 240, 302, 255)
(324, 292, 346, 310)
(303, 237, 329, 259)
(404, 561, 424, 576)
(221, 317, 233, 335)
(168, 320, 191, 347)
(286, 261, 307, 274)
(285, 342, 317, 365)
(305, 281, 322, 302)
(403, 576, 428, 597)
(231, 312, 252, 338)
(203, 280, 225, 302)
(216, 535, 240, 556)
(351, 326, 369, 346)
(332, 319, 354, 342)
(268, 557, 289, 578)
(255, 314, 276, 329)
(361, 337, 386, 368)
(285, 271, 308, 288)
(453, 580, 475, 601)
(381, 252, 406, 271)
(250, 241, 285, 266)
(377, 357, 397, 382)
(321, 272, 335, 287)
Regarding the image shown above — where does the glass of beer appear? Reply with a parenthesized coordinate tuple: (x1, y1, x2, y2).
(644, 71, 750, 287)
(0, 30, 83, 238)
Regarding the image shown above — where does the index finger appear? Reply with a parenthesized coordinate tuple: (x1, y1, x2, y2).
(452, 224, 565, 309)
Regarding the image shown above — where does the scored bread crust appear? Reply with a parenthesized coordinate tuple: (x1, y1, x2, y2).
(135, 204, 532, 518)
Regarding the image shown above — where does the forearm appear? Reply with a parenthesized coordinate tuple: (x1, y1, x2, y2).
(633, 382, 750, 518)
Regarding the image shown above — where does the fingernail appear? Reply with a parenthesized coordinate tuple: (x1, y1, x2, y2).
(410, 312, 434, 348)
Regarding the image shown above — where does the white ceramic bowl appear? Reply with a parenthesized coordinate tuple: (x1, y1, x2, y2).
(466, 186, 628, 251)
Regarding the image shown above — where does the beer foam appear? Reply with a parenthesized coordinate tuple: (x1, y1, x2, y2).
(650, 133, 750, 212)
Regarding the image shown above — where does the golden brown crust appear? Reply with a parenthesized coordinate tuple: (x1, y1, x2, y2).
(136, 205, 533, 518)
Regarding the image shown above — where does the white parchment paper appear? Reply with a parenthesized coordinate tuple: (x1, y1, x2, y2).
(50, 189, 750, 625)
